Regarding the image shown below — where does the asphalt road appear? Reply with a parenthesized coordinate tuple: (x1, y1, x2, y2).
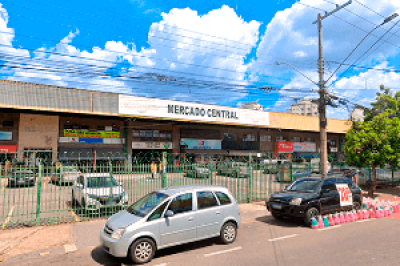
(4, 212, 400, 266)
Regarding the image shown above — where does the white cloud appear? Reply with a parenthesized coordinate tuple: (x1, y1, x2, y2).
(1, 4, 261, 104)
(253, 0, 400, 116)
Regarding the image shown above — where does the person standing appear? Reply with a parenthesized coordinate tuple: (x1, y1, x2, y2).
(151, 161, 157, 179)
(159, 161, 163, 178)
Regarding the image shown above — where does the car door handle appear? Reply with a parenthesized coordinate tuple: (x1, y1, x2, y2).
(216, 211, 221, 215)
(188, 217, 193, 221)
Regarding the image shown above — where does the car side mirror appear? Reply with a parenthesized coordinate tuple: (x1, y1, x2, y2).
(321, 189, 330, 194)
(284, 185, 289, 190)
(164, 210, 174, 218)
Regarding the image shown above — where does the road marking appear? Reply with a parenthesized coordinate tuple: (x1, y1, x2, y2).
(67, 203, 80, 222)
(154, 263, 169, 266)
(2, 206, 15, 229)
(356, 219, 375, 223)
(204, 246, 242, 257)
(318, 225, 341, 231)
(268, 234, 298, 242)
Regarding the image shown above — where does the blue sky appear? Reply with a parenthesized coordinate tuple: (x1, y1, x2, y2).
(1, 0, 400, 119)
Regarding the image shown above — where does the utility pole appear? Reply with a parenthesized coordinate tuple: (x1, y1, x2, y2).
(313, 0, 352, 178)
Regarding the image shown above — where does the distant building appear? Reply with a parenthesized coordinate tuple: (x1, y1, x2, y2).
(241, 102, 263, 111)
(288, 98, 319, 117)
(350, 107, 365, 122)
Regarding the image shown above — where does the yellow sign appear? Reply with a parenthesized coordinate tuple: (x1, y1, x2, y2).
(63, 129, 120, 138)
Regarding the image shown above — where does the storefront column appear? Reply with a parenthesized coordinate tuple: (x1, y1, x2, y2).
(124, 119, 134, 169)
(172, 125, 181, 154)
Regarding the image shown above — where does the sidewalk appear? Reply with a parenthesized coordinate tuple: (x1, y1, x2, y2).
(0, 203, 269, 264)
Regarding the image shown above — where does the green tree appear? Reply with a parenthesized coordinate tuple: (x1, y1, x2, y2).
(364, 85, 400, 121)
(345, 111, 400, 197)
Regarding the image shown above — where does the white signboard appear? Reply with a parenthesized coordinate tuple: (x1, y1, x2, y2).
(132, 142, 172, 150)
(335, 184, 353, 206)
(119, 95, 269, 126)
(293, 142, 316, 152)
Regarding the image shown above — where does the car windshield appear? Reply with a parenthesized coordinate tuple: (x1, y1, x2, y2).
(127, 192, 169, 217)
(287, 179, 321, 192)
(86, 176, 117, 188)
(62, 167, 79, 173)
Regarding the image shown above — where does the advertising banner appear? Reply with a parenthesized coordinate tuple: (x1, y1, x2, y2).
(293, 142, 316, 152)
(78, 138, 103, 144)
(119, 95, 269, 127)
(64, 129, 120, 138)
(275, 142, 294, 153)
(336, 184, 353, 206)
(0, 145, 17, 153)
(180, 139, 221, 150)
(0, 131, 12, 141)
(132, 142, 172, 150)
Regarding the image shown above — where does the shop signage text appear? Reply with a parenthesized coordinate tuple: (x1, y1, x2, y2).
(132, 142, 172, 150)
(119, 95, 269, 127)
(168, 105, 238, 120)
(64, 129, 120, 138)
(180, 139, 221, 150)
(0, 131, 12, 141)
(293, 142, 316, 152)
(275, 141, 294, 153)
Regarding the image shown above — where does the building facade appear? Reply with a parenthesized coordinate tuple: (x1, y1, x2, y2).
(288, 98, 319, 117)
(0, 80, 352, 165)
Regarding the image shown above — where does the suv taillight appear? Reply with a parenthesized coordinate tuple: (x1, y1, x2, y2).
(62, 174, 68, 177)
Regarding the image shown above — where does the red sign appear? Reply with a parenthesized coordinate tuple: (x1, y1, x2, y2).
(0, 145, 18, 153)
(275, 142, 294, 153)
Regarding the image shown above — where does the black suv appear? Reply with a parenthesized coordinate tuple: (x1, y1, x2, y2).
(266, 176, 362, 226)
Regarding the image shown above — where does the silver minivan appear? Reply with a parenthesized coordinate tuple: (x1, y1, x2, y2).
(100, 185, 240, 264)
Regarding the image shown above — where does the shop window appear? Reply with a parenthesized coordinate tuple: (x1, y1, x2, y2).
(2, 121, 13, 127)
(64, 124, 73, 130)
(276, 136, 285, 141)
(139, 130, 146, 137)
(292, 137, 301, 142)
(80, 125, 89, 131)
(305, 137, 314, 142)
(146, 130, 152, 138)
(260, 135, 271, 142)
(224, 133, 236, 140)
(243, 134, 256, 142)
(133, 129, 140, 137)
(153, 130, 160, 138)
(97, 125, 105, 131)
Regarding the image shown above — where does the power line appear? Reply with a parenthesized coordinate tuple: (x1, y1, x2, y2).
(0, 52, 314, 95)
(296, 1, 400, 50)
(0, 4, 320, 66)
(328, 18, 400, 89)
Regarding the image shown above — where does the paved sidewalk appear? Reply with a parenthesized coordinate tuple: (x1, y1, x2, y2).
(0, 203, 268, 264)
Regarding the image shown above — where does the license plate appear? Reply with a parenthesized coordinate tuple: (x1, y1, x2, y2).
(271, 203, 282, 210)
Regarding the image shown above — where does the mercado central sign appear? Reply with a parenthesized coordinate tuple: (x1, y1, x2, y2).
(119, 95, 269, 126)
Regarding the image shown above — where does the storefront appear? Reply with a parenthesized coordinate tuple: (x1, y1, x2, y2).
(0, 144, 17, 165)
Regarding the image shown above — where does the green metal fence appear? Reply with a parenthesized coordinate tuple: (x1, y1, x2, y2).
(1, 152, 399, 229)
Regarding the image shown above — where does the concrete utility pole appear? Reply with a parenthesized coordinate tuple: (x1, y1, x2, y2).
(312, 0, 352, 178)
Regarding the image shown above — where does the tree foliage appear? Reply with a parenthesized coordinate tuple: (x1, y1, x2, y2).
(345, 111, 400, 169)
(364, 85, 400, 121)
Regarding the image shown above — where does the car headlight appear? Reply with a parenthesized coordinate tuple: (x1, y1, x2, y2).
(289, 198, 302, 206)
(111, 228, 125, 240)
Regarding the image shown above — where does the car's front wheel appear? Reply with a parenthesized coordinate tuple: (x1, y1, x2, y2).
(304, 207, 319, 226)
(129, 238, 156, 264)
(353, 200, 361, 210)
(220, 222, 237, 244)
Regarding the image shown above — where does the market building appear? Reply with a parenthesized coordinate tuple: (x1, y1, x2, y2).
(0, 80, 352, 165)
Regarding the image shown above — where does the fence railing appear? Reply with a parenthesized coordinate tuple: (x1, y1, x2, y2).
(1, 159, 398, 229)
